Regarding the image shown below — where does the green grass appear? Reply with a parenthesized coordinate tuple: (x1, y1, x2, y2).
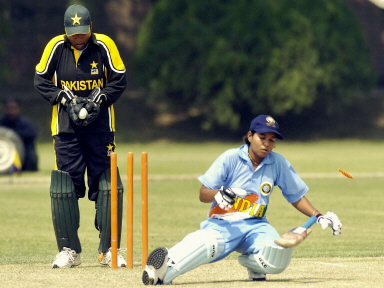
(0, 140, 383, 287)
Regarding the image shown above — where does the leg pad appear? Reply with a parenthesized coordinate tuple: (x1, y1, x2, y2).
(50, 170, 81, 253)
(163, 229, 224, 284)
(238, 245, 292, 274)
(95, 167, 124, 253)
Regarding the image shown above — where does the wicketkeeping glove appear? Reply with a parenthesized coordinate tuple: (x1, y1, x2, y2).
(66, 96, 88, 126)
(88, 87, 107, 105)
(214, 186, 236, 210)
(78, 87, 104, 126)
(57, 86, 75, 106)
(316, 211, 342, 236)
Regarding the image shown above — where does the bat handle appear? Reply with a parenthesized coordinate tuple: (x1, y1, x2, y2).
(302, 216, 317, 228)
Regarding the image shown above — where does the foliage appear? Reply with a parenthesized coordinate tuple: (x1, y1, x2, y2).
(0, 1, 9, 81)
(134, 0, 374, 131)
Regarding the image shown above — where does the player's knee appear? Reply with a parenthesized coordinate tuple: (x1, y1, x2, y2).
(181, 229, 225, 261)
(238, 245, 292, 274)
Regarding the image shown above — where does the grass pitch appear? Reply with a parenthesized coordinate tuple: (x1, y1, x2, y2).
(0, 140, 383, 287)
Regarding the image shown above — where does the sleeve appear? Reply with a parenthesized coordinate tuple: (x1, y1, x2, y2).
(95, 34, 128, 106)
(34, 35, 65, 105)
(198, 151, 230, 189)
(275, 155, 309, 203)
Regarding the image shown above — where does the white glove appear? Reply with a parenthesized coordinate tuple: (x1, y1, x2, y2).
(317, 211, 342, 236)
(214, 186, 236, 210)
(230, 188, 247, 198)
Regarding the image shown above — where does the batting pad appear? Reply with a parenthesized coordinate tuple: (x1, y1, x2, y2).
(50, 170, 82, 253)
(163, 229, 224, 284)
(238, 245, 293, 274)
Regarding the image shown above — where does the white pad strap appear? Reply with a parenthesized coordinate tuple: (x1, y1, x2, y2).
(163, 229, 224, 284)
(238, 245, 292, 274)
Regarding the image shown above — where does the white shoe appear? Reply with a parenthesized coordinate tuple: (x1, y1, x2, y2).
(98, 248, 127, 267)
(52, 247, 81, 268)
(142, 247, 169, 285)
(247, 269, 266, 281)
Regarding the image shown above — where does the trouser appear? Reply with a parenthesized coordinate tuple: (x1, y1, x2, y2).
(53, 132, 115, 201)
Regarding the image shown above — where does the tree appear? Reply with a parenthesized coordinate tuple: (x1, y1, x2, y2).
(0, 0, 9, 82)
(134, 0, 374, 131)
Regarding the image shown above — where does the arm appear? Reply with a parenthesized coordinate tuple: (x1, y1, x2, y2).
(291, 196, 320, 217)
(34, 35, 66, 105)
(199, 185, 218, 203)
(292, 196, 342, 235)
(95, 34, 127, 106)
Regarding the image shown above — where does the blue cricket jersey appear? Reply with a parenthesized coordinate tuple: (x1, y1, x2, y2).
(198, 144, 309, 221)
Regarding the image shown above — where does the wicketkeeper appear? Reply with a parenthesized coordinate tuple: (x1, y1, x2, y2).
(142, 115, 342, 285)
(34, 4, 127, 268)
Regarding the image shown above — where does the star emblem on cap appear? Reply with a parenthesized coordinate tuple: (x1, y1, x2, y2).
(90, 61, 98, 69)
(71, 13, 82, 25)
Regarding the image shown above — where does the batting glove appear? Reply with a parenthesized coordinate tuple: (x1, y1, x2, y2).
(214, 186, 236, 210)
(316, 211, 342, 236)
(57, 86, 75, 106)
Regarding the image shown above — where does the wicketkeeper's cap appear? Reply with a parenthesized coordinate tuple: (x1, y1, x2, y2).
(249, 115, 284, 139)
(64, 4, 91, 36)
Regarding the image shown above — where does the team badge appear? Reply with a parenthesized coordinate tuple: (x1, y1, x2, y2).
(260, 182, 273, 196)
(265, 116, 277, 128)
(106, 143, 115, 156)
(90, 61, 99, 75)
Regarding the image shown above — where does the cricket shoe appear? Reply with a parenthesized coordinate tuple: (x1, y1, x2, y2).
(247, 269, 266, 281)
(98, 248, 127, 267)
(142, 247, 169, 285)
(52, 247, 81, 268)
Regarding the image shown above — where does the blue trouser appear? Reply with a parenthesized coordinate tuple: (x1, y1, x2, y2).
(53, 132, 115, 201)
(200, 217, 280, 262)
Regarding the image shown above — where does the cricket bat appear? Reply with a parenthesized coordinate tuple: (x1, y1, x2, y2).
(274, 216, 317, 248)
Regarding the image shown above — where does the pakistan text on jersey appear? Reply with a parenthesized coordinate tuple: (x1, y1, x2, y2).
(60, 79, 104, 91)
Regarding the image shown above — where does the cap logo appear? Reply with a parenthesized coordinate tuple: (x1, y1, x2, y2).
(265, 116, 277, 128)
(71, 13, 82, 25)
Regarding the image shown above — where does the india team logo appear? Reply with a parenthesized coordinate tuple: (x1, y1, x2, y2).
(265, 116, 277, 128)
(260, 182, 273, 196)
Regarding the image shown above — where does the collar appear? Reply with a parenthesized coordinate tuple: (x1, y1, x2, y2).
(239, 144, 275, 166)
(63, 33, 96, 48)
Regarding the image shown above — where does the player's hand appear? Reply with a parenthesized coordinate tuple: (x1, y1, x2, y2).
(57, 86, 75, 106)
(214, 186, 236, 210)
(66, 96, 88, 126)
(82, 100, 100, 125)
(316, 212, 342, 236)
(76, 87, 103, 126)
(88, 87, 107, 105)
(230, 188, 247, 198)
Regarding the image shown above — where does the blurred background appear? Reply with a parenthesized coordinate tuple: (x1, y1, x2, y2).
(1, 0, 384, 142)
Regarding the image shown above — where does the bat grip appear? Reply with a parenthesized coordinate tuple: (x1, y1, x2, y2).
(302, 216, 317, 228)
